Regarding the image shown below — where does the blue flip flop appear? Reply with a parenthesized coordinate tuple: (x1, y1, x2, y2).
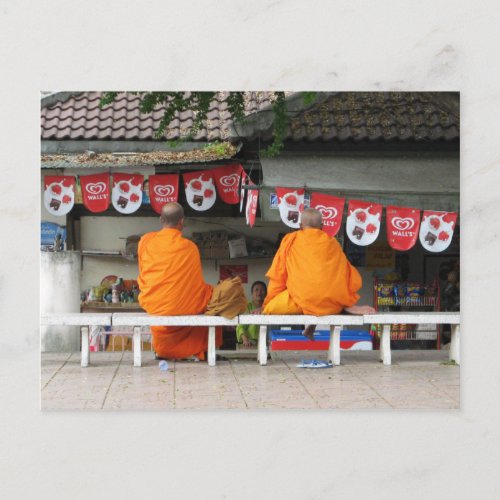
(296, 359, 333, 369)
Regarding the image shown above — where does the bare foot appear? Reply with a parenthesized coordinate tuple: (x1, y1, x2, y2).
(242, 335, 252, 348)
(344, 305, 376, 315)
(302, 324, 316, 341)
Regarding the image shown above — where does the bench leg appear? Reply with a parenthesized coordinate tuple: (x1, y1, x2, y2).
(208, 326, 216, 367)
(133, 327, 142, 367)
(258, 325, 267, 365)
(380, 324, 391, 365)
(450, 324, 460, 365)
(328, 325, 341, 365)
(81, 326, 90, 367)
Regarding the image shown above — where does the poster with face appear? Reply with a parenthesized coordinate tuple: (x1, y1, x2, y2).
(111, 173, 144, 214)
(275, 187, 305, 229)
(245, 179, 259, 227)
(148, 174, 179, 214)
(43, 175, 75, 216)
(346, 199, 383, 246)
(386, 205, 421, 251)
(182, 170, 217, 211)
(310, 193, 345, 237)
(213, 164, 244, 204)
(79, 173, 111, 213)
(419, 210, 458, 252)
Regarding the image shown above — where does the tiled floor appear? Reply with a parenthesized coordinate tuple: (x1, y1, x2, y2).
(41, 350, 459, 410)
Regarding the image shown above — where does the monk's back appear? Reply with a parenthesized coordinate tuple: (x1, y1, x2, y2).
(286, 228, 361, 314)
(138, 228, 213, 315)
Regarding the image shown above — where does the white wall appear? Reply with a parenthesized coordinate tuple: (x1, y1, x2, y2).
(40, 251, 81, 351)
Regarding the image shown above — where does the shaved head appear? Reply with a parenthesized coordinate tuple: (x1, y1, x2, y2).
(300, 208, 323, 229)
(160, 202, 184, 228)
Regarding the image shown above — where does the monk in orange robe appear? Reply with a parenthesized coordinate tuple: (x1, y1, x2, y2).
(263, 208, 375, 339)
(138, 202, 221, 360)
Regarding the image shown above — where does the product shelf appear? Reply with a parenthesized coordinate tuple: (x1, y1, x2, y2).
(372, 278, 441, 348)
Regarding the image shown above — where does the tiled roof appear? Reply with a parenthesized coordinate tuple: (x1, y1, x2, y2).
(283, 92, 459, 142)
(40, 91, 276, 141)
(41, 91, 459, 143)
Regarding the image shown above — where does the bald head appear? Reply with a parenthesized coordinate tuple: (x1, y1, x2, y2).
(160, 202, 184, 228)
(300, 208, 323, 229)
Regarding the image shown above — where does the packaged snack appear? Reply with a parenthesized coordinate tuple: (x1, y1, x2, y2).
(378, 283, 394, 298)
(405, 283, 422, 297)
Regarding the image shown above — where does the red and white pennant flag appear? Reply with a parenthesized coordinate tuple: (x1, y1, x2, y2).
(80, 173, 110, 213)
(245, 179, 259, 227)
(419, 210, 457, 252)
(275, 187, 305, 229)
(346, 200, 383, 246)
(386, 205, 421, 251)
(111, 173, 144, 214)
(182, 170, 217, 211)
(43, 175, 75, 216)
(148, 174, 179, 214)
(310, 193, 345, 237)
(213, 164, 244, 204)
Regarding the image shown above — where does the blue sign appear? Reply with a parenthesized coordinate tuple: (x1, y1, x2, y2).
(304, 193, 311, 208)
(270, 193, 278, 209)
(41, 222, 59, 246)
(41, 221, 67, 250)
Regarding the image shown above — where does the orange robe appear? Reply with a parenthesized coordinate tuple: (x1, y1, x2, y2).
(263, 228, 362, 315)
(137, 228, 221, 360)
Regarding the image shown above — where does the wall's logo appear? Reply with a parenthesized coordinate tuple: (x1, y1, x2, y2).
(220, 174, 239, 187)
(392, 217, 415, 231)
(86, 182, 106, 194)
(153, 185, 175, 197)
(315, 205, 338, 220)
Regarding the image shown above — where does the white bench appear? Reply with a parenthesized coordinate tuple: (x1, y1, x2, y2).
(364, 312, 461, 365)
(40, 311, 461, 369)
(40, 313, 112, 367)
(238, 314, 364, 366)
(111, 313, 238, 367)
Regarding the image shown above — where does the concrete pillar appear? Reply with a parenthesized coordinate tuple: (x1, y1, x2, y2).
(41, 251, 81, 351)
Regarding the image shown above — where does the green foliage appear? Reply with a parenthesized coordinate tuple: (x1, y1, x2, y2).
(301, 91, 318, 106)
(99, 91, 119, 107)
(261, 92, 287, 157)
(99, 91, 319, 157)
(203, 142, 232, 155)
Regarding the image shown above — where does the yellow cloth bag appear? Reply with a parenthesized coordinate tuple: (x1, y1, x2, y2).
(205, 277, 248, 319)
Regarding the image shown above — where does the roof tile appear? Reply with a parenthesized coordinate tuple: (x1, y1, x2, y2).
(41, 91, 459, 142)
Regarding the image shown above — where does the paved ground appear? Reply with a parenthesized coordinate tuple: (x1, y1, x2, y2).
(41, 350, 459, 410)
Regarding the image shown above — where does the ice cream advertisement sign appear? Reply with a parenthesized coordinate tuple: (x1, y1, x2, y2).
(80, 173, 111, 213)
(275, 187, 305, 229)
(111, 173, 144, 214)
(419, 210, 457, 252)
(148, 174, 179, 214)
(43, 175, 75, 216)
(245, 179, 259, 227)
(386, 206, 421, 251)
(310, 193, 345, 237)
(213, 164, 244, 204)
(182, 170, 217, 211)
(346, 200, 382, 246)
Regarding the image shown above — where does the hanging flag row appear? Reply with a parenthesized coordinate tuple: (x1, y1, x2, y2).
(43, 164, 247, 215)
(43, 170, 457, 253)
(274, 188, 458, 253)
